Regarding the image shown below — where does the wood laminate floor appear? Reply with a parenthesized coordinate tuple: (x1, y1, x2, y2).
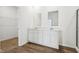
(0, 38, 77, 53)
(3, 43, 58, 53)
(0, 37, 18, 52)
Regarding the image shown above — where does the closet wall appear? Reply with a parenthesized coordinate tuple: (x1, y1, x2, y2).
(0, 7, 18, 41)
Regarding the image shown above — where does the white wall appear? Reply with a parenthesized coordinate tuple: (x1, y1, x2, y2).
(0, 7, 18, 41)
(18, 7, 34, 46)
(61, 7, 79, 48)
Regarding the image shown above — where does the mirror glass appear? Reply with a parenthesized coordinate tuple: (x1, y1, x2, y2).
(48, 11, 58, 26)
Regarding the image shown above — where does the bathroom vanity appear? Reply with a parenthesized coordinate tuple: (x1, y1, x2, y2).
(28, 28, 59, 49)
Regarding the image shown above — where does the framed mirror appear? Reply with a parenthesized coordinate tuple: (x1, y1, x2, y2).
(48, 11, 58, 27)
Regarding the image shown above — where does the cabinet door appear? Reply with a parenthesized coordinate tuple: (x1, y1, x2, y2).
(33, 30, 39, 43)
(28, 30, 39, 44)
(37, 30, 43, 44)
(28, 30, 35, 42)
(48, 30, 59, 49)
(42, 30, 49, 46)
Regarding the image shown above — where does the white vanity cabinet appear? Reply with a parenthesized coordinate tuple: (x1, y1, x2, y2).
(28, 29, 59, 49)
